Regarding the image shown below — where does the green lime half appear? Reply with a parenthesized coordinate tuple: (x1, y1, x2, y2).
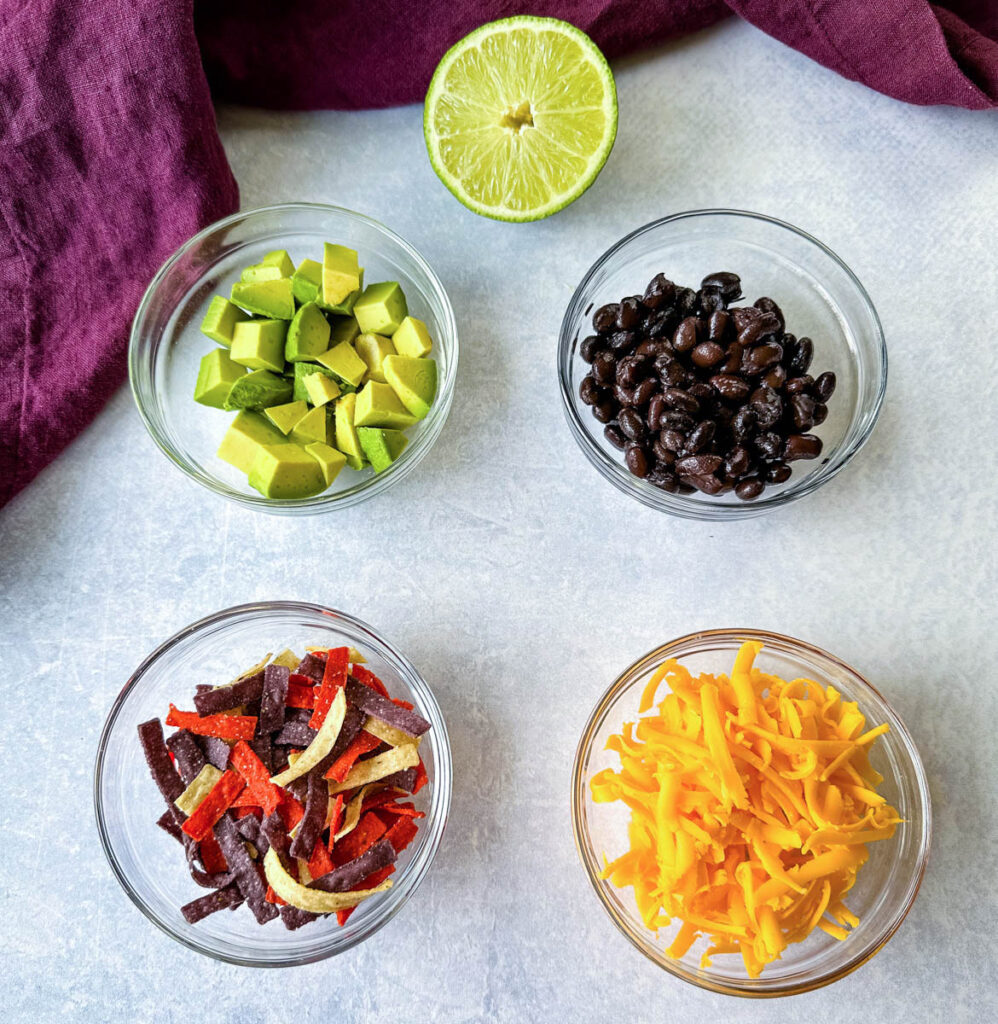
(424, 16, 618, 222)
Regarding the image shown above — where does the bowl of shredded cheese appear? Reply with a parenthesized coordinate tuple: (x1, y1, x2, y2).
(571, 629, 930, 996)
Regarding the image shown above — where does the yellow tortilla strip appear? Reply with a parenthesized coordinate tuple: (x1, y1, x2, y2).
(364, 716, 422, 749)
(175, 764, 223, 815)
(327, 783, 381, 836)
(272, 648, 301, 670)
(327, 742, 419, 795)
(270, 688, 347, 787)
(263, 847, 392, 912)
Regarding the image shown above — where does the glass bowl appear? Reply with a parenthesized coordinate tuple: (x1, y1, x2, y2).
(130, 203, 458, 514)
(94, 601, 452, 967)
(571, 629, 930, 997)
(558, 210, 887, 520)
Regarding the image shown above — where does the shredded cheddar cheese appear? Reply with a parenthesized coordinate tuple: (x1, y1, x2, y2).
(591, 642, 901, 977)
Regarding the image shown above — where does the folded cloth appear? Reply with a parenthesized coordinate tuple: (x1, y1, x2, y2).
(2, 0, 995, 506)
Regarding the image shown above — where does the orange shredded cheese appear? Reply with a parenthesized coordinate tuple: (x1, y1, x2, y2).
(590, 642, 901, 977)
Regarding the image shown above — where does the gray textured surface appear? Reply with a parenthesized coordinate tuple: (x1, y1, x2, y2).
(2, 17, 997, 1024)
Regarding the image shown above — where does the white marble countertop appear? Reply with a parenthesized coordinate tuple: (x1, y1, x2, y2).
(3, 17, 997, 1024)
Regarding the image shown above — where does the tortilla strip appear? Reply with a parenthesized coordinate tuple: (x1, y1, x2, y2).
(270, 689, 347, 787)
(345, 677, 430, 737)
(263, 847, 392, 912)
(327, 783, 381, 836)
(175, 764, 223, 816)
(272, 649, 301, 670)
(363, 716, 422, 750)
(327, 743, 419, 795)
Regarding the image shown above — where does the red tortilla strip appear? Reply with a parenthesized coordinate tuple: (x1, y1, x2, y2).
(373, 800, 425, 820)
(332, 811, 387, 865)
(278, 792, 305, 832)
(182, 771, 246, 841)
(199, 834, 229, 873)
(413, 758, 429, 794)
(265, 884, 286, 906)
(335, 863, 397, 927)
(308, 840, 335, 880)
(286, 680, 316, 709)
(352, 664, 390, 698)
(310, 647, 349, 728)
(166, 705, 257, 742)
(229, 740, 283, 816)
(383, 816, 419, 854)
(326, 794, 344, 850)
(392, 697, 415, 711)
(324, 731, 382, 782)
(234, 806, 262, 819)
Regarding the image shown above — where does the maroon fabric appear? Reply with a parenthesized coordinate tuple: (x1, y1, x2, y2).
(2, 1, 995, 506)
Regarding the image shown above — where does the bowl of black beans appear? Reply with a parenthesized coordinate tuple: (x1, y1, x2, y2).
(558, 209, 887, 519)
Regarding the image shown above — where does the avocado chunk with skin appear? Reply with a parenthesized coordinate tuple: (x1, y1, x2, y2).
(354, 333, 396, 383)
(194, 348, 246, 408)
(285, 301, 331, 362)
(354, 380, 418, 430)
(230, 319, 287, 372)
(357, 427, 409, 474)
(201, 296, 249, 347)
(353, 281, 407, 336)
(231, 278, 295, 320)
(322, 244, 362, 307)
(316, 341, 368, 388)
(248, 443, 326, 499)
(290, 404, 329, 446)
(391, 315, 434, 358)
(383, 355, 437, 419)
(329, 316, 361, 345)
(261, 249, 295, 277)
(264, 400, 309, 436)
(217, 411, 286, 473)
(305, 441, 347, 486)
(334, 392, 366, 470)
(304, 373, 340, 407)
(224, 369, 293, 411)
(292, 258, 322, 305)
(292, 361, 347, 403)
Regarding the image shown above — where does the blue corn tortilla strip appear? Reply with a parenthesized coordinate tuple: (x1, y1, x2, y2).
(359, 741, 392, 761)
(214, 814, 278, 924)
(280, 905, 321, 930)
(195, 734, 231, 771)
(379, 767, 418, 792)
(275, 719, 317, 748)
(181, 882, 244, 924)
(236, 813, 262, 846)
(165, 729, 206, 785)
(310, 838, 397, 893)
(156, 808, 185, 844)
(288, 771, 327, 859)
(295, 652, 326, 682)
(261, 810, 292, 865)
(258, 663, 290, 735)
(344, 676, 431, 737)
(185, 834, 234, 890)
(249, 734, 274, 774)
(193, 670, 265, 716)
(138, 719, 184, 804)
(312, 703, 365, 778)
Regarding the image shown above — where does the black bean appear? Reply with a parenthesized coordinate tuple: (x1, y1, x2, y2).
(785, 375, 814, 395)
(691, 341, 725, 368)
(613, 384, 635, 407)
(720, 342, 744, 374)
(661, 429, 686, 452)
(603, 424, 625, 450)
(609, 330, 637, 354)
(753, 297, 784, 332)
(684, 420, 715, 454)
(660, 361, 688, 387)
(618, 297, 643, 330)
(662, 387, 700, 414)
(791, 393, 816, 431)
(675, 454, 723, 477)
(660, 410, 696, 432)
(725, 446, 752, 478)
(731, 406, 758, 440)
(580, 336, 603, 363)
(632, 379, 657, 408)
(616, 356, 644, 387)
(652, 439, 674, 463)
(698, 289, 725, 315)
(634, 339, 662, 358)
(784, 434, 823, 461)
(812, 402, 828, 426)
(648, 394, 667, 431)
(684, 473, 723, 495)
(753, 431, 782, 461)
(742, 341, 783, 375)
(708, 310, 730, 342)
(701, 271, 742, 301)
(645, 310, 675, 338)
(618, 408, 646, 441)
(624, 443, 650, 478)
(750, 386, 783, 429)
(735, 478, 765, 501)
(730, 306, 762, 331)
(642, 274, 676, 310)
(677, 482, 696, 495)
(737, 312, 781, 347)
(766, 461, 792, 483)
(647, 468, 679, 492)
(592, 351, 616, 385)
(762, 365, 787, 390)
(814, 371, 837, 402)
(673, 317, 700, 353)
(788, 336, 813, 375)
(676, 287, 698, 317)
(687, 382, 717, 404)
(593, 303, 619, 334)
(592, 397, 616, 423)
(579, 376, 599, 406)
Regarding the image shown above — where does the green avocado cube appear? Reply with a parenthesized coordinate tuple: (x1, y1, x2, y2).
(316, 341, 368, 388)
(334, 392, 366, 471)
(305, 442, 347, 486)
(329, 316, 361, 345)
(248, 443, 326, 499)
(322, 244, 362, 307)
(353, 281, 407, 336)
(292, 259, 323, 305)
(354, 333, 396, 383)
(224, 369, 293, 411)
(264, 400, 309, 435)
(392, 315, 433, 358)
(357, 427, 409, 474)
(217, 411, 286, 473)
(292, 361, 345, 403)
(354, 380, 418, 430)
(194, 348, 247, 408)
(261, 249, 295, 276)
(383, 355, 437, 420)
(200, 296, 249, 347)
(285, 301, 331, 362)
(231, 278, 295, 320)
(304, 373, 341, 407)
(241, 264, 285, 283)
(290, 404, 329, 446)
(230, 319, 287, 372)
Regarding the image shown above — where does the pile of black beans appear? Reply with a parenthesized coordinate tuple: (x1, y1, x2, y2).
(578, 271, 836, 500)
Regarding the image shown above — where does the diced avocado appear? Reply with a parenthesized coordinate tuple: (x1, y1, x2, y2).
(292, 361, 347, 403)
(357, 427, 409, 474)
(241, 264, 285, 283)
(230, 319, 287, 372)
(194, 348, 246, 408)
(217, 411, 286, 473)
(322, 244, 362, 306)
(329, 316, 361, 345)
(334, 392, 366, 471)
(392, 315, 434, 358)
(305, 442, 347, 487)
(316, 341, 368, 388)
(264, 400, 309, 436)
(285, 301, 331, 362)
(292, 258, 322, 305)
(248, 443, 326, 499)
(354, 380, 418, 430)
(200, 296, 249, 347)
(304, 373, 341, 407)
(353, 281, 407, 336)
(261, 249, 295, 277)
(224, 369, 293, 411)
(354, 333, 396, 383)
(231, 278, 295, 320)
(290, 404, 329, 446)
(383, 355, 437, 420)
(316, 276, 363, 315)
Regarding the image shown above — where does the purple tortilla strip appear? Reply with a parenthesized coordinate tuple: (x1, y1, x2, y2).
(284, 707, 313, 725)
(310, 838, 396, 893)
(280, 905, 321, 930)
(181, 882, 243, 924)
(165, 729, 206, 785)
(249, 734, 274, 774)
(379, 768, 418, 792)
(312, 703, 365, 777)
(194, 684, 213, 696)
(295, 652, 326, 682)
(275, 720, 317, 748)
(214, 814, 278, 924)
(258, 664, 290, 735)
(194, 670, 265, 716)
(138, 719, 184, 803)
(345, 676, 431, 737)
(194, 734, 231, 770)
(359, 741, 391, 762)
(185, 834, 234, 889)
(289, 771, 327, 859)
(156, 808, 185, 844)
(261, 811, 292, 868)
(236, 813, 262, 845)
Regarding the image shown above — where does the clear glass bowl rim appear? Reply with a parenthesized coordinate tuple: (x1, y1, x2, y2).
(557, 208, 888, 520)
(93, 600, 453, 966)
(570, 627, 931, 997)
(128, 202, 459, 514)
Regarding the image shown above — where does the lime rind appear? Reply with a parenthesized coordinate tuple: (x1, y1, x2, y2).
(424, 16, 618, 223)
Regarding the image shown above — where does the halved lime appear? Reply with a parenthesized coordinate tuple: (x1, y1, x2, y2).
(424, 16, 618, 222)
